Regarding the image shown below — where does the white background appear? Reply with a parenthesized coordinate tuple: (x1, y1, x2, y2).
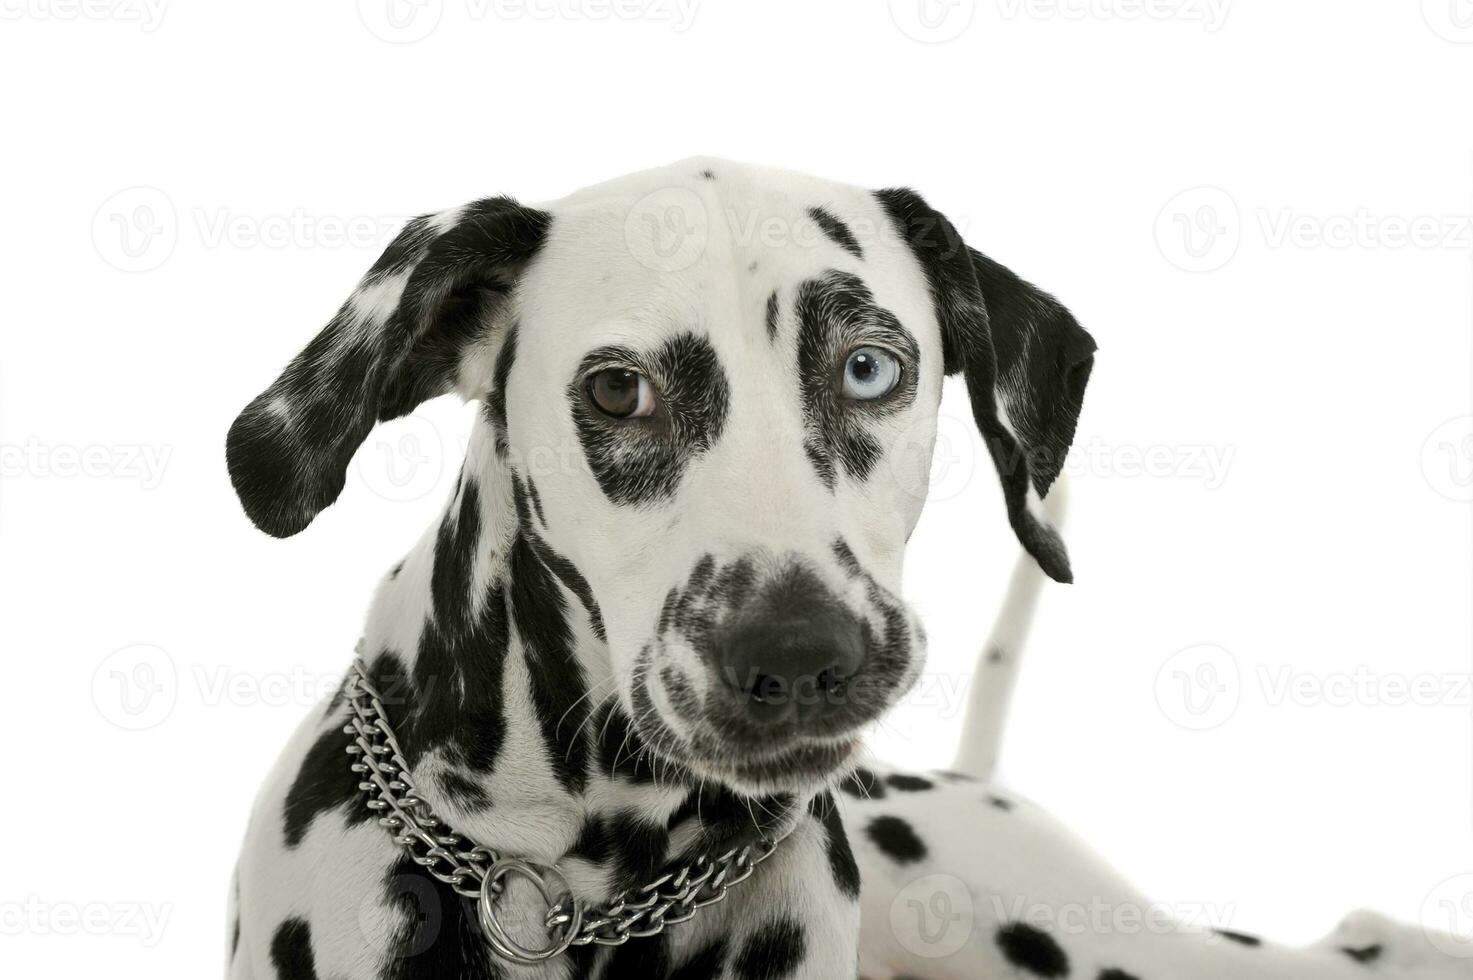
(1, 1, 1471, 975)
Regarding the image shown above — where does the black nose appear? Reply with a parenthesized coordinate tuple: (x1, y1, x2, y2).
(713, 571, 865, 728)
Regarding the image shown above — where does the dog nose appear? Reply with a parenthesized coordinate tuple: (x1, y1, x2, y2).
(714, 586, 865, 728)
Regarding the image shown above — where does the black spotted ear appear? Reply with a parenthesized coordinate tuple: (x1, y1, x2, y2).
(876, 188, 1096, 583)
(226, 198, 550, 537)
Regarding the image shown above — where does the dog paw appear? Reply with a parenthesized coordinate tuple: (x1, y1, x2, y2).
(1317, 909, 1473, 977)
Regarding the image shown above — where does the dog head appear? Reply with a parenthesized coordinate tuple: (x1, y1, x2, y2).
(227, 158, 1095, 794)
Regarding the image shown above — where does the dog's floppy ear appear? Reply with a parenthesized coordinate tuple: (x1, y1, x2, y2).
(226, 197, 550, 538)
(877, 188, 1096, 583)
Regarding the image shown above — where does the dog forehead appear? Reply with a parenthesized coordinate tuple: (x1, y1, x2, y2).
(516, 157, 941, 358)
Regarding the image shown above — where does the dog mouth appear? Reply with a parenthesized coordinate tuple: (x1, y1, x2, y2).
(689, 737, 861, 787)
(628, 663, 879, 792)
(630, 706, 862, 792)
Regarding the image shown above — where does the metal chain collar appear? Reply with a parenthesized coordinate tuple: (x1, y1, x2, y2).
(343, 659, 790, 964)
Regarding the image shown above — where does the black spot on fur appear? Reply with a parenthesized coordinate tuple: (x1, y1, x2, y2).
(509, 532, 590, 794)
(1341, 944, 1383, 964)
(405, 480, 510, 773)
(831, 539, 863, 579)
(282, 693, 371, 847)
(1098, 970, 1141, 980)
(512, 471, 605, 639)
(569, 332, 731, 506)
(230, 892, 240, 961)
(378, 854, 508, 979)
(809, 791, 861, 899)
(987, 794, 1014, 811)
(1215, 929, 1262, 947)
(436, 769, 492, 810)
(525, 476, 547, 527)
(866, 815, 926, 864)
(487, 323, 518, 457)
(659, 663, 702, 721)
(765, 289, 781, 342)
(670, 938, 727, 978)
(996, 922, 1070, 978)
(885, 773, 934, 792)
(838, 766, 885, 800)
(602, 935, 670, 977)
(933, 769, 978, 782)
(808, 206, 864, 259)
(700, 168, 716, 180)
(595, 700, 666, 784)
(734, 917, 807, 979)
(269, 918, 318, 980)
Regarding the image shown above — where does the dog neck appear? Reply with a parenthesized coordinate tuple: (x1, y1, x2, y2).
(354, 417, 803, 894)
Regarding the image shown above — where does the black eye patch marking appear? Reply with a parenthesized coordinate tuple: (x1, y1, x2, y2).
(808, 206, 864, 260)
(569, 332, 731, 507)
(765, 289, 781, 343)
(795, 270, 920, 489)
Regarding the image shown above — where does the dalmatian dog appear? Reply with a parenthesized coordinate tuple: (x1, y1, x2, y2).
(225, 158, 1467, 980)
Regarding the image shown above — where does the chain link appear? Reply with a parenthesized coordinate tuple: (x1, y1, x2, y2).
(344, 659, 790, 957)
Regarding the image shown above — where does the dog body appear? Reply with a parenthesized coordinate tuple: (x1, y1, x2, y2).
(226, 159, 1465, 979)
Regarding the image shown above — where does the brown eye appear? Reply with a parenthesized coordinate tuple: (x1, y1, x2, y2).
(588, 368, 656, 418)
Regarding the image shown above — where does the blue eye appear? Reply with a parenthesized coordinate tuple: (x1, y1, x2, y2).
(841, 347, 901, 401)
